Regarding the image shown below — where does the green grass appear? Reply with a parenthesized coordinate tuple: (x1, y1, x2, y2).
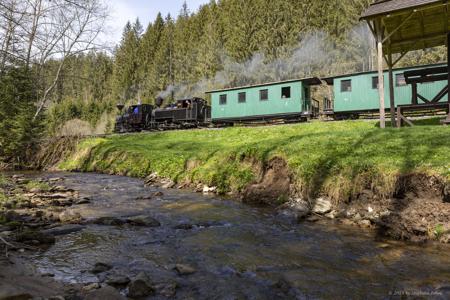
(0, 174, 7, 186)
(59, 120, 450, 202)
(24, 180, 51, 192)
(0, 175, 8, 206)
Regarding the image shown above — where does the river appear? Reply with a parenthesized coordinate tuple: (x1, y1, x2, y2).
(23, 172, 450, 299)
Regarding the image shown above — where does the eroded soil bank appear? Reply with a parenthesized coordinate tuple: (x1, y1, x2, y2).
(241, 157, 450, 244)
(0, 172, 449, 299)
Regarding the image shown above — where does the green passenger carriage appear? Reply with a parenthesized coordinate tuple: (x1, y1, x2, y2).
(207, 78, 321, 124)
(325, 63, 448, 118)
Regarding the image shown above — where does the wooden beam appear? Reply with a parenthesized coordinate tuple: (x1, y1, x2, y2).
(399, 113, 414, 127)
(431, 85, 448, 103)
(382, 11, 415, 43)
(389, 32, 447, 48)
(393, 51, 408, 66)
(367, 21, 376, 37)
(418, 93, 431, 103)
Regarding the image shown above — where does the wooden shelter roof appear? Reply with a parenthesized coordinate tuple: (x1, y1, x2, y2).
(361, 0, 449, 54)
(361, 0, 442, 18)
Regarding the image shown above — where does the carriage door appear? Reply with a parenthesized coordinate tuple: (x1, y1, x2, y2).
(303, 86, 311, 113)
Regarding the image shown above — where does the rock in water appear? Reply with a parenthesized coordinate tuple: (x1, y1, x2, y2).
(127, 272, 154, 298)
(105, 274, 131, 287)
(277, 198, 310, 221)
(174, 264, 197, 275)
(75, 198, 91, 205)
(15, 230, 56, 245)
(58, 211, 82, 223)
(85, 285, 126, 300)
(202, 185, 217, 194)
(312, 197, 332, 214)
(161, 180, 175, 189)
(174, 223, 193, 230)
(0, 287, 32, 300)
(91, 262, 112, 274)
(126, 215, 161, 227)
(42, 224, 84, 236)
(92, 216, 125, 226)
(82, 283, 100, 292)
(144, 173, 158, 185)
(155, 282, 177, 298)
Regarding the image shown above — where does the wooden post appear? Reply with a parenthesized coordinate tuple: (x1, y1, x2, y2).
(377, 26, 386, 128)
(411, 83, 418, 105)
(446, 32, 450, 123)
(388, 51, 396, 127)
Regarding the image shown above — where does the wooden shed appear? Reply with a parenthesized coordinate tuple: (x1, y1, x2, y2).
(361, 0, 450, 127)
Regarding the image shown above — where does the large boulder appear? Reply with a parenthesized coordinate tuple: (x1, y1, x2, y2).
(277, 198, 310, 221)
(105, 274, 130, 287)
(312, 197, 332, 215)
(127, 272, 154, 298)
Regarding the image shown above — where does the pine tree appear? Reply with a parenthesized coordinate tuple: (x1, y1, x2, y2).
(150, 14, 175, 100)
(221, 0, 263, 62)
(139, 13, 166, 101)
(112, 20, 141, 102)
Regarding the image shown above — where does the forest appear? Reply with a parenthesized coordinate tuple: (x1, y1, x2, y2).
(0, 0, 447, 166)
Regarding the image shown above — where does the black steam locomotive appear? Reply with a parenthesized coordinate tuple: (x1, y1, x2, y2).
(114, 97, 211, 133)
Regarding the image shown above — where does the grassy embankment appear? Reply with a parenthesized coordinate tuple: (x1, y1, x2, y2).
(58, 120, 450, 203)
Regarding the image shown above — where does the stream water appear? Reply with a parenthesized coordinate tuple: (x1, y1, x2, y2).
(25, 172, 450, 299)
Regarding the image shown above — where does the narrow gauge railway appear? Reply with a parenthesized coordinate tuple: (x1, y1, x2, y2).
(114, 63, 449, 133)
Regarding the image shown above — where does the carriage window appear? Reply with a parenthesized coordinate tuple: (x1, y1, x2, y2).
(372, 76, 379, 89)
(260, 89, 268, 101)
(341, 80, 352, 92)
(396, 74, 407, 86)
(281, 87, 291, 98)
(219, 94, 227, 105)
(238, 92, 246, 103)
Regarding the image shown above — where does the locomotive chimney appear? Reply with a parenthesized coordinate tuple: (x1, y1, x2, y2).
(116, 103, 124, 111)
(155, 96, 164, 107)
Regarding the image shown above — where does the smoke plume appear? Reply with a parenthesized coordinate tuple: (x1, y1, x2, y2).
(158, 26, 375, 100)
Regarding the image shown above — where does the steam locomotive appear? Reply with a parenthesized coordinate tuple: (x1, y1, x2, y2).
(114, 97, 211, 133)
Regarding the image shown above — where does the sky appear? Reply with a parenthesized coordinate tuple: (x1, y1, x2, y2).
(107, 0, 210, 44)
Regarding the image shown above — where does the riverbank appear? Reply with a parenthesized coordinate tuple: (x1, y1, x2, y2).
(1, 172, 449, 299)
(42, 120, 450, 243)
(0, 174, 129, 299)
